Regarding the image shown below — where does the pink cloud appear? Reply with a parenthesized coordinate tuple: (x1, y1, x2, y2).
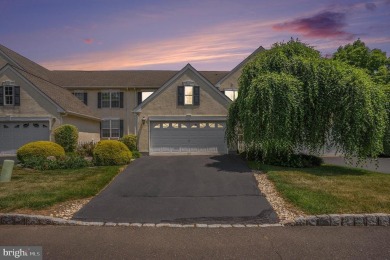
(273, 11, 355, 40)
(83, 38, 94, 44)
(41, 19, 278, 70)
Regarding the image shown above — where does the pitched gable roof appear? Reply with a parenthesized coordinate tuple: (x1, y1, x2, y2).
(133, 64, 231, 113)
(0, 44, 99, 120)
(0, 44, 51, 81)
(216, 45, 265, 88)
(50, 70, 229, 88)
(2, 64, 99, 120)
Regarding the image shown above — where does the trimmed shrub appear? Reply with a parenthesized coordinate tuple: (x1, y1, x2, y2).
(22, 155, 91, 170)
(132, 150, 142, 159)
(93, 140, 132, 166)
(76, 141, 96, 157)
(17, 141, 65, 163)
(54, 124, 79, 153)
(240, 150, 323, 168)
(119, 134, 137, 151)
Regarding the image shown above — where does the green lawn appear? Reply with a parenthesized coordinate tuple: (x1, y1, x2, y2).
(249, 162, 390, 215)
(0, 165, 122, 211)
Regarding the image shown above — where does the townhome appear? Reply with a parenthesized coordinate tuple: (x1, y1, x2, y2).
(0, 44, 264, 155)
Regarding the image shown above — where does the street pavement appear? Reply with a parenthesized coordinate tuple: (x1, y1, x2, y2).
(0, 226, 389, 259)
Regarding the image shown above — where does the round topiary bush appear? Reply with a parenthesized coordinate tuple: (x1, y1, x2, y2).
(119, 134, 137, 151)
(54, 124, 79, 153)
(93, 140, 132, 166)
(17, 141, 66, 163)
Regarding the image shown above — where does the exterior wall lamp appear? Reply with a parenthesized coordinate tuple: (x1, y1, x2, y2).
(142, 116, 147, 125)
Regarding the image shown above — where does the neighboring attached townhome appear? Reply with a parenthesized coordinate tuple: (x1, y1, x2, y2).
(0, 44, 264, 155)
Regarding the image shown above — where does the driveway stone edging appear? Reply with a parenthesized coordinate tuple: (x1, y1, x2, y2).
(0, 214, 284, 227)
(1, 213, 389, 227)
(288, 214, 390, 226)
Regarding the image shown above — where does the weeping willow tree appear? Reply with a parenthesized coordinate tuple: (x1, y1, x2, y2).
(226, 40, 387, 163)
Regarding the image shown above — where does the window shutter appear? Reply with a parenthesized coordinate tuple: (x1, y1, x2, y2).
(83, 93, 88, 105)
(14, 86, 20, 106)
(0, 86, 3, 106)
(120, 92, 124, 108)
(193, 86, 200, 106)
(137, 92, 142, 105)
(178, 86, 184, 106)
(120, 120, 124, 137)
(98, 92, 101, 108)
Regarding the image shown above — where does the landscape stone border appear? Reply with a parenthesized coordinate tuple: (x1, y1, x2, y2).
(0, 213, 389, 227)
(289, 213, 390, 226)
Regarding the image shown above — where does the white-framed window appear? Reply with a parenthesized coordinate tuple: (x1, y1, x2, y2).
(72, 91, 87, 105)
(224, 89, 238, 101)
(4, 86, 14, 105)
(142, 91, 153, 102)
(184, 86, 193, 105)
(1, 81, 20, 106)
(101, 119, 121, 139)
(178, 85, 199, 106)
(137, 91, 154, 105)
(100, 91, 121, 108)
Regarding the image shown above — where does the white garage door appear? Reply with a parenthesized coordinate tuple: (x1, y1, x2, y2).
(150, 120, 227, 155)
(0, 121, 50, 154)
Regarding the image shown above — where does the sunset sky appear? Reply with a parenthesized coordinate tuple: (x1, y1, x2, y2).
(1, 0, 389, 71)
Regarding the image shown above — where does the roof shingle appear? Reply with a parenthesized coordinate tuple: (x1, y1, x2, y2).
(14, 66, 99, 120)
(50, 70, 229, 88)
(0, 44, 51, 81)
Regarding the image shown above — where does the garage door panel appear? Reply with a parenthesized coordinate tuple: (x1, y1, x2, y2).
(150, 120, 227, 155)
(0, 121, 50, 153)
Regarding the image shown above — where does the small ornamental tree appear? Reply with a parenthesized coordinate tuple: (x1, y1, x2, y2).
(54, 124, 79, 153)
(226, 39, 387, 164)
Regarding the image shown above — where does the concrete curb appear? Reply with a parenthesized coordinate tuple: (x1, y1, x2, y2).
(288, 213, 390, 226)
(0, 214, 283, 228)
(1, 213, 389, 227)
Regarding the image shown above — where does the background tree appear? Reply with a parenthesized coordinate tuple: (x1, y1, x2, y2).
(333, 39, 390, 85)
(226, 39, 387, 164)
(333, 39, 390, 156)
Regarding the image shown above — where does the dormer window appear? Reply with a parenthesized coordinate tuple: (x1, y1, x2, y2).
(0, 81, 20, 106)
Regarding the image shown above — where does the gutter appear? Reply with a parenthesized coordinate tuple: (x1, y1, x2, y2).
(62, 111, 101, 121)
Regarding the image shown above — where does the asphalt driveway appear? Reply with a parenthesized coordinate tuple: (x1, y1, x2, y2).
(73, 155, 278, 224)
